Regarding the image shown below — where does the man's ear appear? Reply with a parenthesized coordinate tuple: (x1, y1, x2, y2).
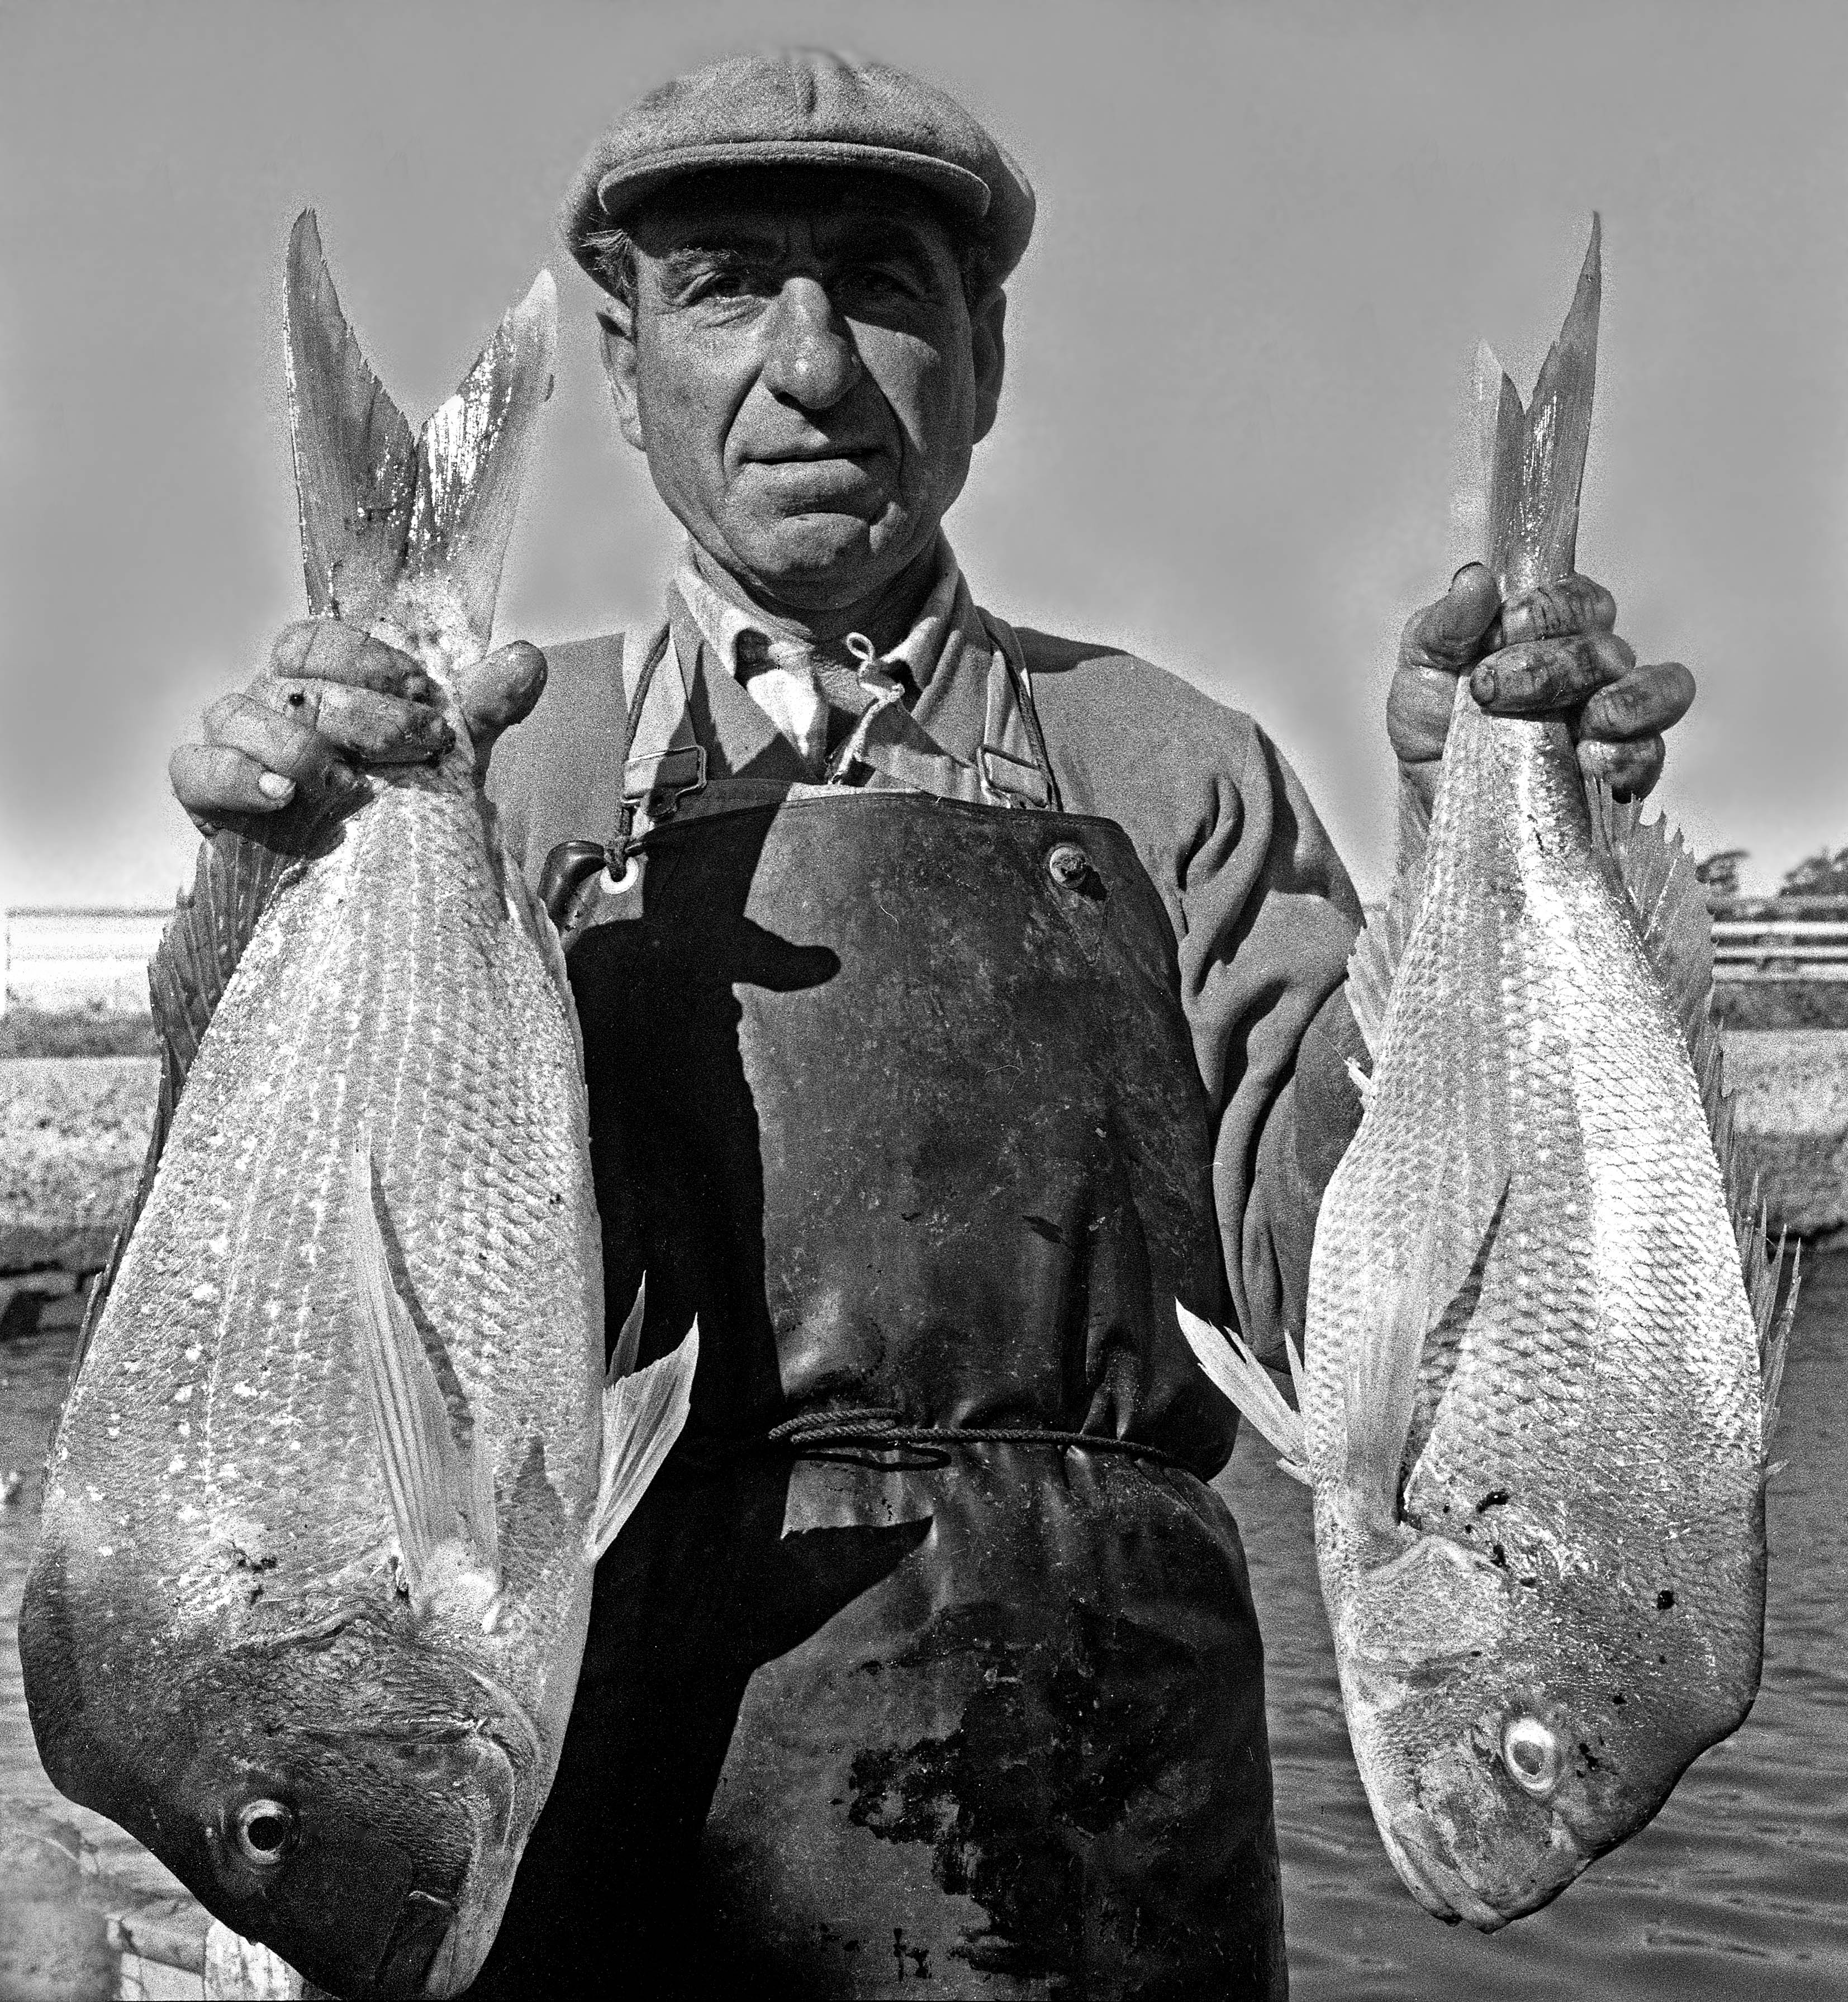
(597, 303, 646, 453)
(970, 288, 1008, 445)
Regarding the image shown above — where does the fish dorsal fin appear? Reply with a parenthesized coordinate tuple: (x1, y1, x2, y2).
(405, 271, 558, 658)
(1589, 783, 1800, 1426)
(588, 1325, 699, 1562)
(1344, 853, 1426, 1062)
(286, 211, 417, 624)
(609, 1276, 647, 1384)
(1592, 789, 1713, 1057)
(349, 1144, 499, 1604)
(1175, 1303, 1311, 1486)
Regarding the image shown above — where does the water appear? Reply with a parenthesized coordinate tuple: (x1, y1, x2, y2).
(4, 1263, 1845, 1996)
(1214, 1250, 1848, 2000)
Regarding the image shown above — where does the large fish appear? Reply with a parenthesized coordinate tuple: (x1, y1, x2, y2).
(1182, 222, 1792, 1930)
(19, 214, 695, 1998)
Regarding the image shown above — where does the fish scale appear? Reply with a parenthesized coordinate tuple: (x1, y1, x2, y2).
(21, 213, 696, 2000)
(1180, 221, 1788, 1932)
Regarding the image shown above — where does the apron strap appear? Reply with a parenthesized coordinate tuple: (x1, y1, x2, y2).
(976, 610, 1062, 812)
(612, 602, 1064, 819)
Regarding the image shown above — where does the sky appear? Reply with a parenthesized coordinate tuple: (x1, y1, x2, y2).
(3, 0, 1846, 908)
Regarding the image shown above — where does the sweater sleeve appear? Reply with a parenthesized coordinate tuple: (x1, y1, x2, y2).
(1175, 723, 1368, 1360)
(1024, 634, 1369, 1363)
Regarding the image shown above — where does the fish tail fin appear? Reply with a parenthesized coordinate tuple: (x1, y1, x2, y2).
(1483, 217, 1600, 585)
(588, 1324, 698, 1561)
(1175, 1303, 1312, 1486)
(285, 211, 417, 624)
(349, 1140, 499, 1600)
(406, 269, 558, 657)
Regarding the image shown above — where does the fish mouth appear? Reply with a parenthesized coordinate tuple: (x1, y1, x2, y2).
(1381, 1819, 1513, 1933)
(370, 1889, 456, 1997)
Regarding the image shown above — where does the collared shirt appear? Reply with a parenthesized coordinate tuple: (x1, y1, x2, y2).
(671, 538, 972, 779)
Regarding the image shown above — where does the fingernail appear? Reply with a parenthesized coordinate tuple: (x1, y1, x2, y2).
(1450, 563, 1479, 592)
(258, 772, 294, 801)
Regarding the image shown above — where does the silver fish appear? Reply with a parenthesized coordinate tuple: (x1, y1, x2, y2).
(20, 214, 696, 1998)
(1182, 220, 1791, 1931)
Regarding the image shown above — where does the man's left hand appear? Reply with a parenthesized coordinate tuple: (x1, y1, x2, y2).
(1388, 563, 1695, 815)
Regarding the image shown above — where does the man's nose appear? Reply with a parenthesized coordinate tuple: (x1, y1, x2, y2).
(760, 278, 862, 410)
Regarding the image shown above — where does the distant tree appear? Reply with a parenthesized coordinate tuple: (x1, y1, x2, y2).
(1695, 848, 1749, 896)
(1779, 846, 1848, 898)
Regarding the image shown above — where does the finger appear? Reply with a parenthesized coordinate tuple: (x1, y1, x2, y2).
(257, 679, 453, 765)
(267, 620, 431, 699)
(1385, 663, 1460, 768)
(1472, 631, 1636, 715)
(204, 688, 357, 793)
(458, 642, 547, 748)
(1398, 563, 1503, 676)
(1496, 574, 1617, 647)
(1578, 733, 1664, 801)
(1578, 660, 1695, 743)
(170, 742, 298, 820)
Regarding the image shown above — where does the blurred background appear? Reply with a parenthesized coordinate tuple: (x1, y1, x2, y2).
(4, 0, 1846, 911)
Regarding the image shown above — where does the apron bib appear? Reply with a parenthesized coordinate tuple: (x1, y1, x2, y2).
(475, 620, 1285, 2001)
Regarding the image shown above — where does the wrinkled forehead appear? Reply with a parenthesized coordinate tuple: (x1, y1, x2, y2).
(628, 166, 965, 271)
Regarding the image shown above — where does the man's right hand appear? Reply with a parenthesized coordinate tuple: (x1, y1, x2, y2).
(169, 622, 547, 833)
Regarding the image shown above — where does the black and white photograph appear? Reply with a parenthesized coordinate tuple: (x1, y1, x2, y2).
(1, 4, 1843, 1998)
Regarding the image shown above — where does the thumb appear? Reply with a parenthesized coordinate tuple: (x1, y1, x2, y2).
(459, 642, 547, 766)
(1399, 563, 1502, 675)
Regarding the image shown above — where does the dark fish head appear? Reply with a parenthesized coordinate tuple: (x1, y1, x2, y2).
(1336, 1523, 1761, 1931)
(22, 1551, 537, 1998)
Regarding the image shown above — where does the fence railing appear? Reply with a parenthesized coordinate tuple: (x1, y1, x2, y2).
(5, 896, 1848, 1012)
(1709, 897, 1848, 982)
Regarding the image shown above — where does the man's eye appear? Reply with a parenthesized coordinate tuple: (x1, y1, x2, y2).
(848, 265, 920, 300)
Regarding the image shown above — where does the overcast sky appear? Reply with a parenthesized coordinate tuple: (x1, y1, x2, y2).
(4, 0, 1845, 907)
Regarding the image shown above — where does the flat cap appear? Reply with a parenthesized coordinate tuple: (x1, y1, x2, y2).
(562, 49, 1034, 290)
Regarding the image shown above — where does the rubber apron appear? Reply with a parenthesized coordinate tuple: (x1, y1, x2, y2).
(481, 616, 1285, 2001)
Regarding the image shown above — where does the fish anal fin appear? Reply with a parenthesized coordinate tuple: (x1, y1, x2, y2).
(588, 1326, 698, 1561)
(348, 1144, 499, 1605)
(1344, 855, 1425, 1062)
(1175, 1302, 1310, 1484)
(406, 271, 558, 660)
(285, 211, 416, 624)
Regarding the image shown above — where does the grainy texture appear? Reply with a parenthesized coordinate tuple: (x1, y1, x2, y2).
(1297, 226, 1775, 1931)
(18, 222, 614, 1999)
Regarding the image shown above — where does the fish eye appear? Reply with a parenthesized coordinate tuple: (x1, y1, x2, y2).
(233, 1797, 297, 1867)
(1500, 1715, 1564, 1798)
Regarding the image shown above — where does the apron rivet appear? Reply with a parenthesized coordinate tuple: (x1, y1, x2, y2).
(1046, 842, 1091, 888)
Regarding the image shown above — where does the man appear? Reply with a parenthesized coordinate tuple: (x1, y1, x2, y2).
(169, 50, 1692, 2001)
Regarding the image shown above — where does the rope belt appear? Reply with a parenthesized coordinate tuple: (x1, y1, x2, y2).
(736, 1404, 1196, 1475)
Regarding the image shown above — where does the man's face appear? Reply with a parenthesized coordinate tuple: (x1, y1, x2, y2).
(600, 170, 1006, 619)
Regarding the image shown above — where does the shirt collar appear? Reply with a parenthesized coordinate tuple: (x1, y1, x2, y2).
(671, 535, 970, 699)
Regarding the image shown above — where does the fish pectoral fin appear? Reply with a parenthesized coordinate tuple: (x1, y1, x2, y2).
(1175, 1303, 1311, 1484)
(349, 1142, 500, 1601)
(588, 1325, 699, 1561)
(609, 1275, 647, 1384)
